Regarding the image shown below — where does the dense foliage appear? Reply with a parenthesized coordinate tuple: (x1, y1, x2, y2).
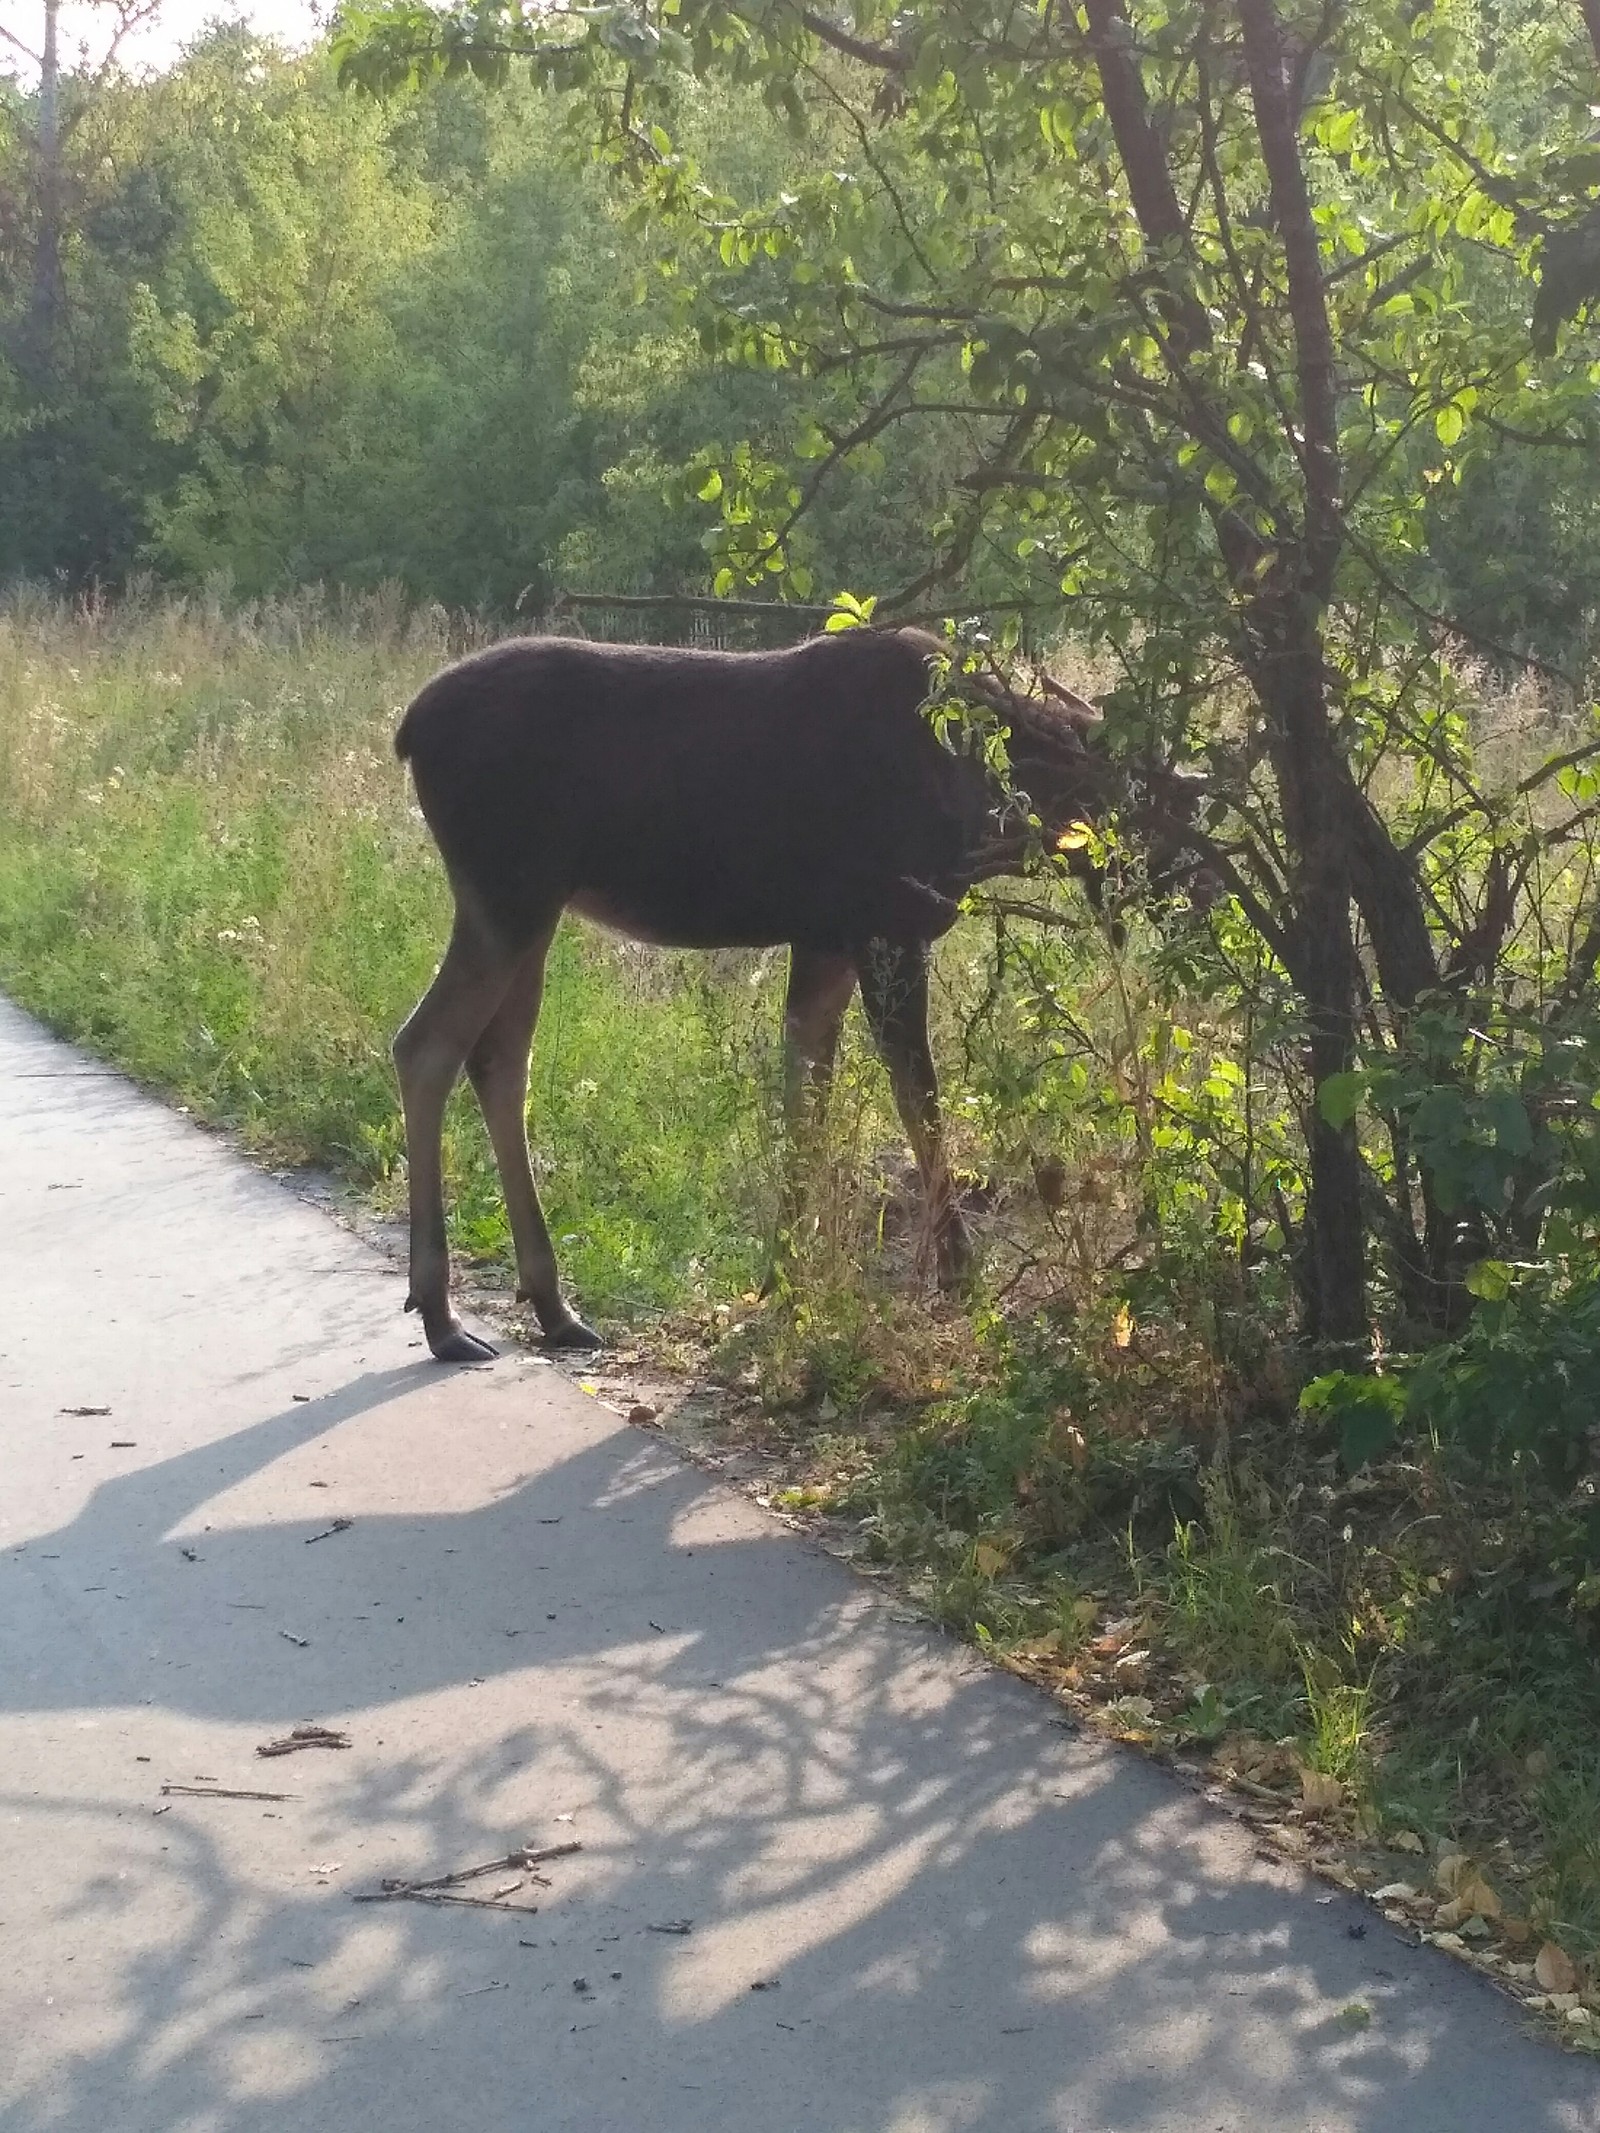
(0, 28, 947, 602)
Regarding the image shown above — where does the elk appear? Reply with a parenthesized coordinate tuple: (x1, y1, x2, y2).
(392, 625, 1199, 1360)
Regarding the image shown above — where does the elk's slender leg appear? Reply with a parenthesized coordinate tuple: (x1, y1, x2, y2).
(464, 927, 600, 1351)
(782, 947, 858, 1131)
(765, 948, 858, 1288)
(855, 939, 973, 1289)
(392, 911, 523, 1363)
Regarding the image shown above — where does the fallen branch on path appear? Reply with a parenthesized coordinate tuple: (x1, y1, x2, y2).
(351, 1841, 582, 1912)
(257, 1724, 352, 1758)
(161, 1783, 299, 1801)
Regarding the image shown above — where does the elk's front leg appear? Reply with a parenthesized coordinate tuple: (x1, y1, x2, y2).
(855, 938, 972, 1289)
(765, 947, 858, 1289)
(464, 929, 600, 1351)
(392, 915, 517, 1362)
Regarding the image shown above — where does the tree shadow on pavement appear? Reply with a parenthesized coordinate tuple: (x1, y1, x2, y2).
(4, 1356, 1596, 2133)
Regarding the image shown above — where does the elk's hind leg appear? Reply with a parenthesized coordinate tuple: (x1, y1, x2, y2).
(855, 939, 973, 1290)
(464, 927, 600, 1351)
(393, 909, 523, 1363)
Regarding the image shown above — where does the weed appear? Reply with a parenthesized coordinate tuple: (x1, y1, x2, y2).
(1161, 1473, 1300, 1705)
(1295, 1640, 1378, 1787)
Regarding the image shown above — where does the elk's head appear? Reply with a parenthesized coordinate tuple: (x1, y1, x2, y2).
(930, 647, 1214, 912)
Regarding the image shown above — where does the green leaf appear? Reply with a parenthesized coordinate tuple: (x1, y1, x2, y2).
(1300, 1371, 1406, 1471)
(1434, 403, 1464, 447)
(1339, 1401, 1399, 1471)
(696, 468, 724, 503)
(1482, 1090, 1533, 1157)
(825, 591, 875, 629)
(1465, 1258, 1512, 1302)
(1318, 1071, 1368, 1129)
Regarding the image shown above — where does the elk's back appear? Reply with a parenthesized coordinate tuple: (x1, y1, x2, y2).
(396, 633, 985, 951)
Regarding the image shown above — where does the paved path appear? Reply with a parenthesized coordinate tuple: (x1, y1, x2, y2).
(1, 994, 1595, 2133)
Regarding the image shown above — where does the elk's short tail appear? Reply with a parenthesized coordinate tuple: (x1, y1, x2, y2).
(395, 660, 468, 764)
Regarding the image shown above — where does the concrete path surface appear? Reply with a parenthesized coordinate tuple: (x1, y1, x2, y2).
(1, 993, 1595, 2133)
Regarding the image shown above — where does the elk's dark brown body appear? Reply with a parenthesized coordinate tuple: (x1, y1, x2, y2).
(392, 627, 1125, 1359)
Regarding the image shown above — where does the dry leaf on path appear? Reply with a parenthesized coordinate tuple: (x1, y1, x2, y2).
(1102, 1694, 1157, 1734)
(1300, 1770, 1345, 1814)
(1459, 1875, 1501, 1920)
(1435, 1853, 1467, 1895)
(1535, 1942, 1579, 1994)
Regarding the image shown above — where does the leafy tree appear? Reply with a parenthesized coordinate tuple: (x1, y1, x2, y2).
(0, 0, 186, 574)
(2, 28, 939, 603)
(339, 0, 1600, 1348)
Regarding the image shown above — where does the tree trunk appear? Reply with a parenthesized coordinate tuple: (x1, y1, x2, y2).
(1249, 603, 1369, 1350)
(28, 0, 63, 376)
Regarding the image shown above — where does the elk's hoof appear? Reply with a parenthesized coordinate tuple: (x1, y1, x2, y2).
(541, 1315, 603, 1352)
(429, 1324, 498, 1364)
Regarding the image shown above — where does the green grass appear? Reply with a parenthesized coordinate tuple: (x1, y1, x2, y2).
(0, 586, 799, 1320)
(1163, 1475, 1301, 1718)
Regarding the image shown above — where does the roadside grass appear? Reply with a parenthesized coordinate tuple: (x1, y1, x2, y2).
(3, 589, 1598, 2035)
(0, 587, 794, 1318)
(744, 1295, 1600, 2022)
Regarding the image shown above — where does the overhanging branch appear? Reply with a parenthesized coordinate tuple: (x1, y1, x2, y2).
(798, 8, 909, 72)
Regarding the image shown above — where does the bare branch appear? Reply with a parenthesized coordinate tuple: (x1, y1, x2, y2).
(0, 20, 43, 65)
(854, 293, 980, 323)
(800, 56, 937, 284)
(1346, 60, 1548, 237)
(1184, 830, 1295, 963)
(798, 8, 908, 73)
(90, 0, 166, 85)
